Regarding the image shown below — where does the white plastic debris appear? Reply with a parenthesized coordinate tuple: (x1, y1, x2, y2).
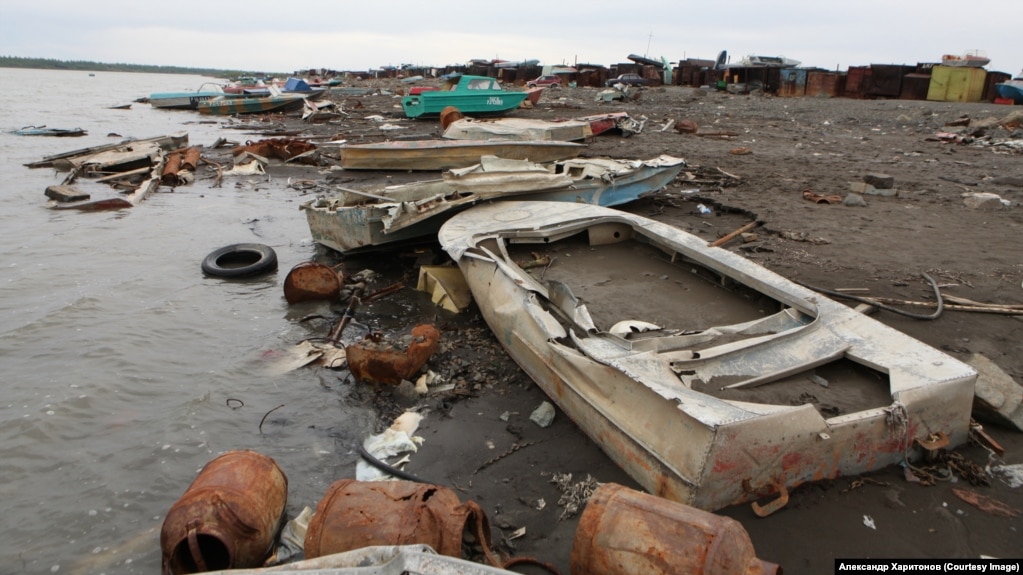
(993, 463, 1023, 488)
(863, 515, 876, 530)
(356, 411, 424, 481)
(610, 320, 662, 337)
(530, 401, 556, 428)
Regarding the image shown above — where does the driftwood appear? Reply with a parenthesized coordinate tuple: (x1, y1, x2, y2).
(709, 220, 763, 248)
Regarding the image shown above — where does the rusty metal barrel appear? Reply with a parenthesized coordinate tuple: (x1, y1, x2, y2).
(304, 478, 490, 560)
(571, 483, 781, 575)
(160, 450, 288, 575)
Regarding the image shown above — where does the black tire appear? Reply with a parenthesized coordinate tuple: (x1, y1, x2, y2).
(201, 243, 278, 278)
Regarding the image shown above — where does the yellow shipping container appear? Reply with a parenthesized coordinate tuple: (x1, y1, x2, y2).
(927, 65, 987, 102)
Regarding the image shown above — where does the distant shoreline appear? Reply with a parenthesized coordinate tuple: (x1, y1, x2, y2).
(0, 56, 278, 78)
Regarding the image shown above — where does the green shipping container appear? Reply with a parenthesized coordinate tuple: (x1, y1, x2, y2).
(927, 66, 987, 102)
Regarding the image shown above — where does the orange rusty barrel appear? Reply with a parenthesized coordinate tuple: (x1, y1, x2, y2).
(283, 261, 343, 304)
(160, 450, 288, 575)
(345, 324, 440, 385)
(571, 483, 781, 575)
(304, 479, 490, 560)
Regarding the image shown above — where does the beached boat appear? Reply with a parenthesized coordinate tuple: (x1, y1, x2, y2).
(148, 82, 228, 110)
(729, 54, 801, 68)
(11, 126, 87, 137)
(333, 139, 585, 171)
(401, 74, 528, 119)
(442, 117, 594, 142)
(994, 74, 1023, 104)
(197, 87, 307, 116)
(438, 201, 976, 512)
(301, 155, 685, 254)
(575, 112, 641, 137)
(941, 50, 990, 68)
(442, 112, 641, 142)
(230, 78, 327, 100)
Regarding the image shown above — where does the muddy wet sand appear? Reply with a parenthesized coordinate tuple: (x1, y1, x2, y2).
(211, 81, 1023, 574)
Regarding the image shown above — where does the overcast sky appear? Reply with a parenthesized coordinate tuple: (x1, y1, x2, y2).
(3, 0, 1020, 77)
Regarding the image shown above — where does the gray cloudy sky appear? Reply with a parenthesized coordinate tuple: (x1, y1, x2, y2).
(3, 0, 1020, 76)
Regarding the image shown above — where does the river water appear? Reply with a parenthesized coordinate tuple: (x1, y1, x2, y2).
(0, 68, 394, 574)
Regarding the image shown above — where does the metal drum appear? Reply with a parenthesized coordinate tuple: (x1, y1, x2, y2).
(571, 483, 781, 575)
(160, 450, 288, 574)
(304, 479, 490, 560)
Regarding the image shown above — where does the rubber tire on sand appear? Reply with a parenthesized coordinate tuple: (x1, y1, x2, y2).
(201, 243, 278, 278)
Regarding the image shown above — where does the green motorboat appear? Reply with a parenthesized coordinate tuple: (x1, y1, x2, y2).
(401, 74, 527, 119)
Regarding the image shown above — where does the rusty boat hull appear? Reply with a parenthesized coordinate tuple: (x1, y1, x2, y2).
(438, 201, 976, 512)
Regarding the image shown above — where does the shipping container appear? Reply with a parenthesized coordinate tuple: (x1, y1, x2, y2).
(900, 74, 931, 100)
(844, 66, 871, 98)
(778, 68, 807, 97)
(806, 70, 845, 97)
(865, 64, 914, 98)
(927, 66, 987, 102)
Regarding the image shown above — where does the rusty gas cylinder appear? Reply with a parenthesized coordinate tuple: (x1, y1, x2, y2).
(571, 483, 781, 575)
(304, 478, 491, 559)
(160, 450, 288, 575)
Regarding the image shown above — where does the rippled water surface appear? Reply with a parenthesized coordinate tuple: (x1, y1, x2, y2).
(0, 68, 385, 574)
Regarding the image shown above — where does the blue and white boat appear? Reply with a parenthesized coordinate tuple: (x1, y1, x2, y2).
(148, 82, 228, 110)
(994, 72, 1023, 105)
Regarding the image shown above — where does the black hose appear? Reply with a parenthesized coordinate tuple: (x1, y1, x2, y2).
(797, 272, 944, 320)
(357, 444, 432, 484)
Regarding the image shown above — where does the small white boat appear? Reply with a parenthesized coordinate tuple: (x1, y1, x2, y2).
(738, 55, 801, 68)
(994, 74, 1023, 104)
(941, 50, 991, 68)
(148, 82, 227, 110)
(438, 201, 976, 511)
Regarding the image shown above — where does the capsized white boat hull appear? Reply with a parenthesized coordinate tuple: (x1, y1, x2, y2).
(439, 201, 976, 511)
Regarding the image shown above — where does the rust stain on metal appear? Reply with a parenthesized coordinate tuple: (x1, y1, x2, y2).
(160, 450, 288, 575)
(346, 324, 440, 385)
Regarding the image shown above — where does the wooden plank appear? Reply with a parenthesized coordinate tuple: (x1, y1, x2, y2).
(45, 185, 90, 202)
